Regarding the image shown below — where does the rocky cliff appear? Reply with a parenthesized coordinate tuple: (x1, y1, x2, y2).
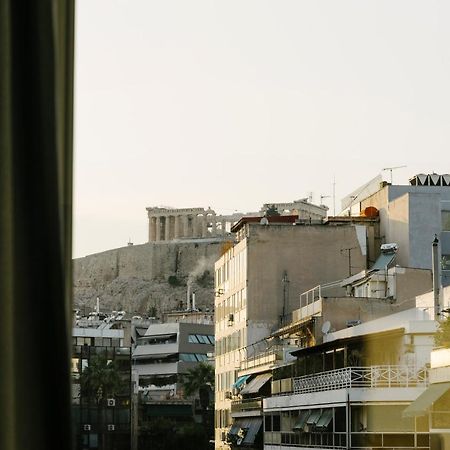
(73, 239, 230, 317)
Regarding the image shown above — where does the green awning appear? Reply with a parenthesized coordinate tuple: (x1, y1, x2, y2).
(315, 409, 333, 429)
(232, 375, 251, 390)
(305, 409, 322, 426)
(293, 410, 310, 432)
(403, 383, 450, 418)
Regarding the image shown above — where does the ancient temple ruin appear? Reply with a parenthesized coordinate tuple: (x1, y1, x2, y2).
(146, 199, 328, 242)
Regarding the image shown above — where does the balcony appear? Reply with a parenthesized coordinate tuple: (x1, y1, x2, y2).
(231, 397, 262, 415)
(265, 431, 430, 449)
(273, 366, 428, 396)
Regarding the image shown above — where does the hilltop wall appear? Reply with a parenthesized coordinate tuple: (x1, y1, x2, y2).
(73, 239, 228, 316)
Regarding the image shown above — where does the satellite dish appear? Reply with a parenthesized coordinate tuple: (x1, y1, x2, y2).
(260, 217, 269, 225)
(322, 321, 331, 334)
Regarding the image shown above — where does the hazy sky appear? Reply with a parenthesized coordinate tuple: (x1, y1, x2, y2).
(74, 0, 450, 258)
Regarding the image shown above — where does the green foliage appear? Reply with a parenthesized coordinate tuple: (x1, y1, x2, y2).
(168, 275, 182, 287)
(180, 362, 214, 398)
(265, 204, 280, 216)
(435, 317, 450, 348)
(196, 270, 213, 288)
(79, 353, 124, 399)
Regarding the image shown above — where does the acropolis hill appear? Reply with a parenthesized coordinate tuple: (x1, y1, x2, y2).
(73, 200, 328, 316)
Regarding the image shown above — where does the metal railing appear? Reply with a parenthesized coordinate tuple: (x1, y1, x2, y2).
(230, 397, 262, 413)
(272, 366, 428, 395)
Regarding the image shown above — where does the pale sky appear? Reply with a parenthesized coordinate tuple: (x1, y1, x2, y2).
(74, 0, 450, 258)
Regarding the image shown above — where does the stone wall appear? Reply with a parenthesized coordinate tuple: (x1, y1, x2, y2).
(73, 239, 230, 316)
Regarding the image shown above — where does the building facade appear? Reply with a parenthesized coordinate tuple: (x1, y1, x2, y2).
(72, 325, 131, 450)
(214, 219, 372, 449)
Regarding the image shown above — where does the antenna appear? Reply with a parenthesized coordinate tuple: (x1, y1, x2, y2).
(382, 165, 407, 184)
(332, 175, 336, 216)
(320, 194, 330, 206)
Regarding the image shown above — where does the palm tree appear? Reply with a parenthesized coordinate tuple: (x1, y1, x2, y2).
(181, 362, 214, 433)
(181, 361, 214, 398)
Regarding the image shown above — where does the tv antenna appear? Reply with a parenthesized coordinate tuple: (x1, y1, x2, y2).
(320, 194, 330, 206)
(382, 165, 406, 184)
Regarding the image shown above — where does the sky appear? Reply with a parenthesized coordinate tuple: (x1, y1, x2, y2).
(74, 0, 450, 258)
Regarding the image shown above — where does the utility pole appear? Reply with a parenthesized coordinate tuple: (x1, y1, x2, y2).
(340, 247, 357, 277)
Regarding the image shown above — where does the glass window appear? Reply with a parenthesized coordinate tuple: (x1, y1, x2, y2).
(207, 335, 215, 344)
(188, 334, 199, 343)
(442, 211, 450, 231)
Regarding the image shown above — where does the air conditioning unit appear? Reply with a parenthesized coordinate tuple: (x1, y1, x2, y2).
(83, 424, 91, 431)
(107, 424, 115, 431)
(107, 398, 116, 407)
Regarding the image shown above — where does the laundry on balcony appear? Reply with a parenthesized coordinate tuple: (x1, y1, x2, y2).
(403, 382, 450, 417)
(240, 373, 272, 395)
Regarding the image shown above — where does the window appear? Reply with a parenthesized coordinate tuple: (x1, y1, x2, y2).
(442, 211, 450, 231)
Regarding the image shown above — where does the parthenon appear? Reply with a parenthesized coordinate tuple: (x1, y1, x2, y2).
(146, 207, 244, 242)
(146, 199, 328, 242)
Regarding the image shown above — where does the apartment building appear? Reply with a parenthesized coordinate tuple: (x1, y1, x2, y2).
(72, 323, 131, 450)
(214, 217, 373, 449)
(342, 173, 450, 286)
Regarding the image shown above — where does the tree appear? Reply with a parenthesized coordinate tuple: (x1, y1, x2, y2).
(265, 204, 280, 216)
(80, 353, 123, 398)
(79, 353, 124, 450)
(435, 316, 450, 348)
(180, 361, 214, 398)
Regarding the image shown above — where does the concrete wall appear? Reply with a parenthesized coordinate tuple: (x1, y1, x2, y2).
(246, 224, 368, 330)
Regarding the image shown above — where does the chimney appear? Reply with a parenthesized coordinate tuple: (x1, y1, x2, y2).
(432, 235, 441, 320)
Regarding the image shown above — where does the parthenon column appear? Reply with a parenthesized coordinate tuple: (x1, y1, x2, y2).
(184, 215, 189, 237)
(211, 218, 217, 236)
(165, 216, 171, 241)
(202, 215, 208, 237)
(155, 216, 161, 241)
(221, 220, 226, 235)
(174, 215, 181, 238)
(148, 217, 154, 242)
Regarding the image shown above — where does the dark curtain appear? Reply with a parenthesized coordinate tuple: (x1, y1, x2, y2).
(0, 1, 75, 450)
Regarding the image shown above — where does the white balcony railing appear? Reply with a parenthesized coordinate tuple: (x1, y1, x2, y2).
(290, 366, 428, 394)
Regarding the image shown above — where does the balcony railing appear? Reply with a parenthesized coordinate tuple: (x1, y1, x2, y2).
(274, 366, 428, 395)
(265, 431, 430, 449)
(230, 397, 262, 414)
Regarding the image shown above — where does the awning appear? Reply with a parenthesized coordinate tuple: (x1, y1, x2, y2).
(293, 410, 310, 432)
(403, 382, 450, 418)
(233, 375, 251, 390)
(229, 418, 263, 446)
(315, 409, 333, 429)
(240, 373, 272, 395)
(305, 409, 322, 426)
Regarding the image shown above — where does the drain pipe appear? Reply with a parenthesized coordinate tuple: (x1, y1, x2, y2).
(432, 235, 441, 321)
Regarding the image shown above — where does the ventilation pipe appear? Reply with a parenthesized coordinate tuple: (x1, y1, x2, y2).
(432, 235, 441, 320)
(186, 284, 191, 311)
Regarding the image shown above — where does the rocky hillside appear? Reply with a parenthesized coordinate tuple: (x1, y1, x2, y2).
(73, 239, 230, 317)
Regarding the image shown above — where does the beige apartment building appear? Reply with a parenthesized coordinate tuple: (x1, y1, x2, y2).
(213, 216, 375, 449)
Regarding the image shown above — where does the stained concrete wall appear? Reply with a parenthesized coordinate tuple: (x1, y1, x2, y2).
(245, 224, 368, 334)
